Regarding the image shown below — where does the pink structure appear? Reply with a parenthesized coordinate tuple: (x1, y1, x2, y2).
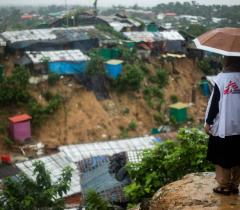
(8, 114, 32, 143)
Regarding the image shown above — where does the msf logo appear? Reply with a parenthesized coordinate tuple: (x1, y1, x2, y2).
(224, 80, 240, 94)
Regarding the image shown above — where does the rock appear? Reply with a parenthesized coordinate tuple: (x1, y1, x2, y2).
(149, 172, 240, 210)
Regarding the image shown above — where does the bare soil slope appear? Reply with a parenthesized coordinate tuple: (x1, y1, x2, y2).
(35, 57, 207, 148)
(0, 57, 208, 153)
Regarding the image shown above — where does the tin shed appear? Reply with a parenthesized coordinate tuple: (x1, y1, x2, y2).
(169, 102, 188, 123)
(8, 114, 32, 143)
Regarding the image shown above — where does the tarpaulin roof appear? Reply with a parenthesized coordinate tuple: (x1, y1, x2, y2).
(0, 165, 20, 179)
(124, 30, 185, 42)
(26, 50, 89, 64)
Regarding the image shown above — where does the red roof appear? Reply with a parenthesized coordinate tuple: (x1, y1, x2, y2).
(165, 12, 177, 16)
(8, 114, 32, 123)
(21, 15, 33, 20)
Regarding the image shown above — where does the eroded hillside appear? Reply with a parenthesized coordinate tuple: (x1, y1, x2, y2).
(30, 57, 208, 148)
(0, 56, 209, 155)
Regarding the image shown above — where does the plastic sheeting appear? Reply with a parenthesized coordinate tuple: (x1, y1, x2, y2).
(48, 61, 88, 75)
(79, 152, 130, 203)
(164, 40, 185, 53)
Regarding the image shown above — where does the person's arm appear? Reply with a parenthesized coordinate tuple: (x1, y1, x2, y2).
(205, 85, 220, 134)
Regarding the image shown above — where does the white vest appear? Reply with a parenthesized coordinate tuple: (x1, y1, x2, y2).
(206, 72, 240, 138)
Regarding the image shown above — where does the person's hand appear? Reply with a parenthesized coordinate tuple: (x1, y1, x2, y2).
(204, 123, 212, 135)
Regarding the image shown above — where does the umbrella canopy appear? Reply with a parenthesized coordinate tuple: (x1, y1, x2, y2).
(193, 28, 240, 56)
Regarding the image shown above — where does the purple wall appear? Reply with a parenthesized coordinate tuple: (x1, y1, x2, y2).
(10, 121, 31, 143)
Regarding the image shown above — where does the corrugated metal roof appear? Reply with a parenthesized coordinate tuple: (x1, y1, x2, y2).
(16, 136, 158, 198)
(59, 136, 157, 163)
(110, 22, 131, 32)
(127, 18, 142, 27)
(158, 31, 185, 41)
(1, 26, 112, 44)
(26, 50, 89, 64)
(123, 32, 155, 42)
(124, 31, 185, 42)
(97, 15, 141, 32)
(16, 153, 80, 197)
(2, 29, 57, 43)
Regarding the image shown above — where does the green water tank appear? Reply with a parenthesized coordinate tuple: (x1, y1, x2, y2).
(124, 41, 136, 48)
(99, 48, 112, 60)
(147, 23, 158, 32)
(169, 102, 188, 123)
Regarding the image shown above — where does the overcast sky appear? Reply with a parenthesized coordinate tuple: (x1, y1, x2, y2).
(0, 0, 239, 7)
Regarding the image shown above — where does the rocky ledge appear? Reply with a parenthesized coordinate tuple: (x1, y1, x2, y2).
(147, 172, 240, 210)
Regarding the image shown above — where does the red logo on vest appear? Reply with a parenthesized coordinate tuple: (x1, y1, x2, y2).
(224, 80, 239, 94)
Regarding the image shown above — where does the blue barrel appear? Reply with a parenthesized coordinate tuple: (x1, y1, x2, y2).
(105, 60, 123, 79)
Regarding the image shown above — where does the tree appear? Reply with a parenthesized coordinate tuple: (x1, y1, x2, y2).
(0, 66, 30, 106)
(85, 190, 112, 210)
(115, 63, 144, 91)
(0, 161, 73, 210)
(124, 128, 214, 203)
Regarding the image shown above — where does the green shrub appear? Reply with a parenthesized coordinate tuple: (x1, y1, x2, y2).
(95, 24, 126, 40)
(128, 120, 137, 131)
(0, 121, 8, 135)
(0, 161, 72, 210)
(28, 94, 62, 127)
(28, 99, 46, 127)
(124, 128, 213, 203)
(156, 69, 169, 88)
(119, 126, 129, 139)
(119, 47, 138, 64)
(143, 86, 163, 98)
(170, 95, 179, 103)
(3, 137, 14, 149)
(44, 94, 62, 114)
(149, 68, 168, 88)
(115, 63, 143, 91)
(48, 73, 59, 86)
(85, 190, 112, 210)
(0, 66, 30, 106)
(42, 91, 53, 101)
(87, 52, 105, 76)
(122, 107, 130, 115)
(197, 58, 212, 75)
(144, 86, 163, 109)
(153, 112, 165, 124)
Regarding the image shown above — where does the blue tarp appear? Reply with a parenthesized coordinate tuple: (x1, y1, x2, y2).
(48, 61, 88, 75)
